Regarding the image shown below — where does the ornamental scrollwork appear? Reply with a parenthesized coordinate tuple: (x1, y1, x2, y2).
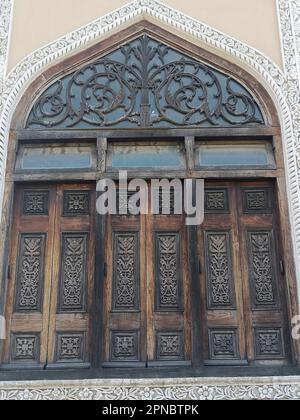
(26, 35, 265, 129)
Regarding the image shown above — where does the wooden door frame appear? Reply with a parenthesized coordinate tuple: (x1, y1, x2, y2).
(0, 21, 299, 373)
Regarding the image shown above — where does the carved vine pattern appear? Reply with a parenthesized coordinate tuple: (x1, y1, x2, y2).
(248, 232, 276, 306)
(114, 234, 138, 309)
(15, 235, 45, 311)
(157, 234, 180, 308)
(26, 35, 264, 129)
(60, 235, 87, 311)
(206, 233, 234, 307)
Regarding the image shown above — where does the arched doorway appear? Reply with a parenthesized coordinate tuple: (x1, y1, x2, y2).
(0, 23, 297, 375)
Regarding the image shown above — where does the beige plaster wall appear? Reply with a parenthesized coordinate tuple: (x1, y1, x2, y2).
(7, 0, 283, 73)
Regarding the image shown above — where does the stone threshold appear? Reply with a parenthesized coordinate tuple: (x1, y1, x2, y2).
(0, 376, 300, 400)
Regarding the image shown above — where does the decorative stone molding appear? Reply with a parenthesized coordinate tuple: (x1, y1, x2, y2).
(0, 376, 299, 400)
(0, 0, 299, 288)
(0, 0, 13, 113)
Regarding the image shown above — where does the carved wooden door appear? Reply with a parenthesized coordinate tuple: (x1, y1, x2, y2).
(199, 180, 290, 365)
(2, 183, 95, 368)
(102, 188, 191, 367)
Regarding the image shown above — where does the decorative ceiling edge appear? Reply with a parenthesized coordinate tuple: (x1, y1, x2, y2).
(0, 1, 299, 288)
(0, 376, 299, 400)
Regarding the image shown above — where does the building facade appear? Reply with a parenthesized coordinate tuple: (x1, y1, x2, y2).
(0, 0, 300, 399)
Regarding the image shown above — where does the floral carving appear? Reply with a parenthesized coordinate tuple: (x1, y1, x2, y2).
(23, 191, 49, 215)
(12, 335, 39, 361)
(248, 232, 277, 307)
(63, 192, 90, 216)
(157, 333, 183, 359)
(0, 377, 299, 400)
(111, 332, 138, 360)
(57, 334, 84, 361)
(210, 331, 237, 358)
(205, 190, 228, 212)
(113, 233, 138, 310)
(205, 232, 234, 307)
(26, 35, 264, 129)
(156, 234, 181, 309)
(255, 329, 284, 358)
(15, 235, 45, 311)
(59, 234, 87, 311)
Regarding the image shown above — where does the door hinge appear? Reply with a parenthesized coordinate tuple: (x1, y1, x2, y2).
(279, 259, 285, 275)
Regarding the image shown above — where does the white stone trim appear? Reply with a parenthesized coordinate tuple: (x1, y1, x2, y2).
(0, 376, 299, 400)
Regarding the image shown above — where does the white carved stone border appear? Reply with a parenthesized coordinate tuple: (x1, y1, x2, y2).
(0, 0, 300, 400)
(0, 376, 299, 400)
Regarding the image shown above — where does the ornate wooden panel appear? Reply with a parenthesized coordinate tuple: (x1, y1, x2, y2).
(110, 331, 139, 362)
(204, 231, 235, 308)
(155, 233, 182, 311)
(26, 34, 265, 130)
(156, 332, 184, 361)
(14, 234, 46, 312)
(63, 191, 90, 216)
(58, 233, 88, 312)
(112, 232, 139, 311)
(254, 329, 284, 359)
(247, 231, 278, 308)
(55, 333, 85, 363)
(23, 191, 49, 216)
(10, 333, 40, 363)
(204, 189, 229, 213)
(242, 188, 272, 214)
(3, 184, 95, 368)
(208, 329, 239, 360)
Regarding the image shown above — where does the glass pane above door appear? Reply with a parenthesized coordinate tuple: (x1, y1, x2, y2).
(195, 141, 275, 169)
(17, 144, 96, 171)
(107, 143, 186, 170)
